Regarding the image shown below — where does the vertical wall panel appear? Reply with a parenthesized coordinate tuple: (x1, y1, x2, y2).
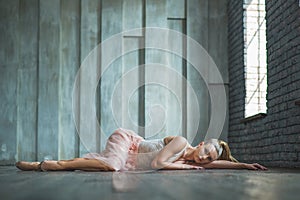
(80, 0, 101, 155)
(123, 0, 143, 36)
(207, 0, 229, 140)
(0, 0, 19, 164)
(38, 0, 60, 161)
(167, 0, 185, 18)
(59, 0, 80, 159)
(166, 20, 184, 137)
(122, 0, 143, 135)
(145, 0, 169, 139)
(100, 0, 123, 150)
(187, 0, 210, 144)
(17, 0, 38, 161)
(208, 0, 228, 84)
(166, 0, 186, 137)
(120, 38, 140, 132)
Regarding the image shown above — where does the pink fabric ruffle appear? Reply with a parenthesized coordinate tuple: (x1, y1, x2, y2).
(83, 128, 143, 171)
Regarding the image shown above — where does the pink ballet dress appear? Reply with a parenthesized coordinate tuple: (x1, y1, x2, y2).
(83, 128, 144, 171)
(83, 128, 188, 171)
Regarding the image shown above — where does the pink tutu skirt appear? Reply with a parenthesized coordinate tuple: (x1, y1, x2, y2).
(83, 128, 144, 171)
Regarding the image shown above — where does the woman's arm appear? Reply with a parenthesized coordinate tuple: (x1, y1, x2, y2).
(195, 160, 267, 170)
(151, 136, 203, 170)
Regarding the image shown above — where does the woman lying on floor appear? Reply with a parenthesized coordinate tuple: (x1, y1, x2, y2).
(16, 128, 267, 171)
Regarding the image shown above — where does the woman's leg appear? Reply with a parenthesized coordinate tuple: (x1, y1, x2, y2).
(43, 158, 115, 171)
(16, 158, 115, 171)
(16, 128, 142, 172)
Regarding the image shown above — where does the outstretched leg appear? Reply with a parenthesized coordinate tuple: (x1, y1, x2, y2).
(46, 158, 115, 171)
(16, 158, 115, 172)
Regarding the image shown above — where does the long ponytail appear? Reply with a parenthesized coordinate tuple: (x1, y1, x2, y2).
(218, 140, 239, 163)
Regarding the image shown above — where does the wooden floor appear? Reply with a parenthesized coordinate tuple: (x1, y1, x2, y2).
(1, 166, 300, 200)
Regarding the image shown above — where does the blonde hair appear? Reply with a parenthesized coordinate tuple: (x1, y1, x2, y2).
(217, 140, 239, 163)
(204, 139, 238, 162)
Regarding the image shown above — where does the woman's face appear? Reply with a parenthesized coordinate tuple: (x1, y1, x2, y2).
(194, 142, 218, 164)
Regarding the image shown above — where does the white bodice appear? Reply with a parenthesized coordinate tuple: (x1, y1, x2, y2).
(134, 138, 188, 170)
(138, 139, 165, 153)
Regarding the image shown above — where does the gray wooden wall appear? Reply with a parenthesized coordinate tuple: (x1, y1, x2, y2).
(0, 0, 228, 164)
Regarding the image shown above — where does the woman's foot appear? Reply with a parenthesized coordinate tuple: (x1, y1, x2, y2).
(16, 161, 41, 171)
(40, 160, 64, 171)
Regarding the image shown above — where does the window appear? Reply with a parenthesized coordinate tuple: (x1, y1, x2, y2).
(243, 0, 267, 118)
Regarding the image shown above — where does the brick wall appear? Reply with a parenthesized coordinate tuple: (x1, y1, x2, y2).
(227, 0, 300, 167)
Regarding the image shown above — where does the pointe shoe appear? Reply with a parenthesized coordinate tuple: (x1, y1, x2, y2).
(40, 160, 64, 171)
(16, 161, 42, 171)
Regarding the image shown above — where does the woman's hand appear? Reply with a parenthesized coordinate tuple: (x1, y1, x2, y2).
(195, 160, 268, 170)
(190, 165, 204, 170)
(243, 163, 268, 170)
